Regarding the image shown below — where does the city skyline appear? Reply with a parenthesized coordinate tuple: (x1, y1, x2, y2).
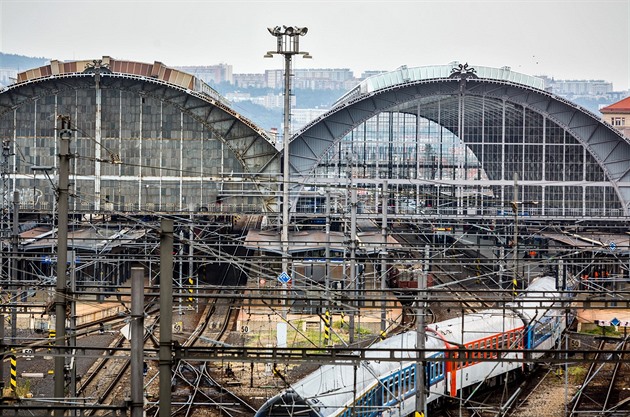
(1, 0, 629, 90)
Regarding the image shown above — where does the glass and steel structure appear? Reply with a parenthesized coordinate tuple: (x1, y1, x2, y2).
(289, 64, 630, 220)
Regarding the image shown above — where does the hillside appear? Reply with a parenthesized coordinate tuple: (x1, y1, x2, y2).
(0, 52, 49, 70)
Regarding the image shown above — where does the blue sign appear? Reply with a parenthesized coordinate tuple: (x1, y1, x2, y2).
(277, 272, 291, 284)
(609, 242, 617, 251)
(41, 256, 81, 264)
(611, 317, 621, 326)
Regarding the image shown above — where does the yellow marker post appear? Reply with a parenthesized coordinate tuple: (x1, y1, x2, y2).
(323, 309, 331, 347)
(10, 353, 17, 393)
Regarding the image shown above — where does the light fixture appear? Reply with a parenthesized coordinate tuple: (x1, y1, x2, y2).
(267, 26, 282, 36)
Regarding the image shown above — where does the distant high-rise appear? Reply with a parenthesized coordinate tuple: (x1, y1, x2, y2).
(265, 68, 354, 90)
(538, 75, 614, 96)
(176, 63, 233, 85)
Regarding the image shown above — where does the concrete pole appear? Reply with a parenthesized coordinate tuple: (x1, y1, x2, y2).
(380, 181, 388, 339)
(325, 190, 331, 303)
(10, 191, 19, 342)
(54, 116, 72, 415)
(69, 250, 77, 413)
(348, 186, 357, 344)
(159, 219, 173, 417)
(131, 266, 145, 417)
(416, 245, 428, 416)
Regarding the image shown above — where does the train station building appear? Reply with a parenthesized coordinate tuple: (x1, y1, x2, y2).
(1, 57, 629, 325)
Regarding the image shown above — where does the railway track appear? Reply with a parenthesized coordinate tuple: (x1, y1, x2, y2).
(144, 289, 255, 417)
(569, 336, 630, 416)
(77, 314, 160, 416)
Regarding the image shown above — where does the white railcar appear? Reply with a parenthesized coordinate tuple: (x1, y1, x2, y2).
(255, 276, 570, 417)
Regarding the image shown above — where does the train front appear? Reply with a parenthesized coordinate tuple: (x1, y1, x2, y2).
(255, 389, 321, 417)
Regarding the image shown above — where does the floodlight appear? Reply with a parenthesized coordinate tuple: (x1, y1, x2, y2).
(267, 26, 282, 36)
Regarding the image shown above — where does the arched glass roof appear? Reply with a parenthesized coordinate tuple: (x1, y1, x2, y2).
(336, 63, 545, 105)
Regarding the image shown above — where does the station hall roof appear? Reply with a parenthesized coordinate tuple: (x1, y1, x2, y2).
(335, 63, 546, 105)
(19, 225, 146, 252)
(244, 230, 400, 255)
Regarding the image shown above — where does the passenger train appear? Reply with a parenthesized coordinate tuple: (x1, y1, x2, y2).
(255, 275, 573, 417)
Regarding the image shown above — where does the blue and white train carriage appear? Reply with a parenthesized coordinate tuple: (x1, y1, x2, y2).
(255, 276, 571, 417)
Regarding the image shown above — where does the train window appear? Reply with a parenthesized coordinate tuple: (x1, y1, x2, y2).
(389, 378, 395, 402)
(402, 370, 408, 393)
(411, 366, 416, 389)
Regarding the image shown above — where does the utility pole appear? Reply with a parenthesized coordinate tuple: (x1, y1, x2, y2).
(415, 246, 428, 417)
(131, 266, 145, 417)
(159, 219, 173, 417)
(10, 191, 19, 343)
(348, 185, 357, 344)
(54, 115, 72, 415)
(380, 180, 388, 340)
(69, 250, 77, 415)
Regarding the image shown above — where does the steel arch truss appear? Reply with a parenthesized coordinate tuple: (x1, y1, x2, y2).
(0, 73, 280, 177)
(0, 72, 281, 213)
(289, 77, 630, 214)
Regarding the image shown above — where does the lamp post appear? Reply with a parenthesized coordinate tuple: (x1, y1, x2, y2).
(265, 25, 311, 259)
(265, 26, 311, 346)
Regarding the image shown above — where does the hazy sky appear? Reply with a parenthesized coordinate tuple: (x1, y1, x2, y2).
(1, 0, 629, 90)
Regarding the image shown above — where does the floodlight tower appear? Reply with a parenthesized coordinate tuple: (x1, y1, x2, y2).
(265, 26, 311, 279)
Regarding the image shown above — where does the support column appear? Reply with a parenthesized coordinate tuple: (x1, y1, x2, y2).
(54, 116, 72, 416)
(380, 181, 388, 339)
(416, 247, 428, 417)
(131, 266, 145, 417)
(10, 191, 19, 343)
(94, 73, 102, 211)
(159, 219, 173, 417)
(348, 186, 357, 344)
